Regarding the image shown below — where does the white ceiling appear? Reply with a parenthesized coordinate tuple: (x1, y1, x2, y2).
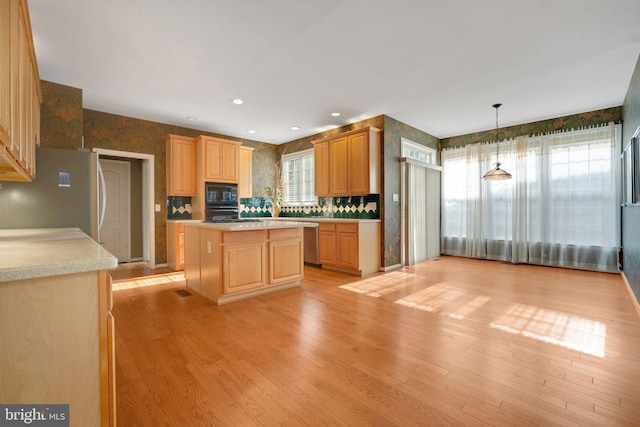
(28, 0, 640, 145)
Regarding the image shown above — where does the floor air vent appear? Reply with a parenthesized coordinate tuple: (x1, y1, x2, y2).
(175, 289, 192, 297)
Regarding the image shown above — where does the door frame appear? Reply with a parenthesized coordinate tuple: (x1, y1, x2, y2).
(93, 148, 156, 268)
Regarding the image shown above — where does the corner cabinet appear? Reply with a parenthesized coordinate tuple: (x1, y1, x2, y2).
(166, 134, 196, 196)
(318, 221, 381, 276)
(239, 146, 253, 198)
(313, 127, 381, 196)
(0, 0, 42, 182)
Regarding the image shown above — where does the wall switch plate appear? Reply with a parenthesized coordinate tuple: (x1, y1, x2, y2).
(155, 204, 161, 212)
(393, 194, 399, 202)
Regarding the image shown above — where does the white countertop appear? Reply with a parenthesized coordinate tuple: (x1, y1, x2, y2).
(183, 220, 315, 231)
(0, 228, 118, 282)
(256, 217, 381, 223)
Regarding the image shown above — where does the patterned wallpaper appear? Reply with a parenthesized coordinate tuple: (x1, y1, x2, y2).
(40, 81, 83, 147)
(441, 107, 622, 149)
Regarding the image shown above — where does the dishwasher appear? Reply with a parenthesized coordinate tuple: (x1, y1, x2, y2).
(303, 223, 321, 266)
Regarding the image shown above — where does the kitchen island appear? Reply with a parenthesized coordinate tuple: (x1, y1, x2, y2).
(183, 221, 308, 304)
(0, 228, 118, 426)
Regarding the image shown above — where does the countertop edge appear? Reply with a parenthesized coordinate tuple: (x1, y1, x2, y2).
(2, 258, 118, 282)
(0, 227, 118, 283)
(254, 217, 382, 223)
(168, 218, 381, 224)
(183, 220, 314, 231)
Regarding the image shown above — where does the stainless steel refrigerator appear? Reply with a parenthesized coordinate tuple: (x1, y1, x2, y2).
(0, 147, 97, 236)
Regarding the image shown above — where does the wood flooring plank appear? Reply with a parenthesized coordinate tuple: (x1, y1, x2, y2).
(111, 256, 640, 426)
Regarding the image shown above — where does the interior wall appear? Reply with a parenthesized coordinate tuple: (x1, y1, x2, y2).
(622, 53, 640, 306)
(38, 80, 276, 264)
(383, 116, 440, 267)
(278, 115, 440, 268)
(40, 81, 83, 147)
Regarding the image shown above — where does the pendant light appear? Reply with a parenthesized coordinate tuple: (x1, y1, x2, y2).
(482, 103, 512, 180)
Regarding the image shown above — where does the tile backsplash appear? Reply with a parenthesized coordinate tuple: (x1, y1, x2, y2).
(240, 194, 380, 219)
(167, 196, 193, 220)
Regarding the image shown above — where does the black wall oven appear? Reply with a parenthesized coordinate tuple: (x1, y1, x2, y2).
(205, 182, 239, 222)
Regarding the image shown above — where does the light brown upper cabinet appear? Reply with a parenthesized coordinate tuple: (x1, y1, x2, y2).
(313, 127, 381, 196)
(0, 0, 42, 182)
(196, 135, 240, 183)
(239, 146, 254, 198)
(166, 134, 196, 196)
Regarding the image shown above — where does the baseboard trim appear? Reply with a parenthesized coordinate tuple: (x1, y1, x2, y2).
(380, 263, 403, 272)
(622, 271, 640, 320)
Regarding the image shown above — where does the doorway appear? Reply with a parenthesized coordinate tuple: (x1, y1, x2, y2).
(400, 138, 441, 266)
(99, 158, 131, 262)
(93, 148, 156, 268)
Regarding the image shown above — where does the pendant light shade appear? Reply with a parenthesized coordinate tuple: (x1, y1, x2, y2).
(483, 103, 512, 181)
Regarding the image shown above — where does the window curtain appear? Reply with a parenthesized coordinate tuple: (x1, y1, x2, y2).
(441, 122, 619, 272)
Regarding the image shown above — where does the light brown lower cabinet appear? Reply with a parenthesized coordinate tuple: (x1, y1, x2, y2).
(268, 228, 304, 285)
(318, 221, 380, 276)
(185, 225, 303, 304)
(0, 270, 116, 426)
(167, 222, 185, 271)
(222, 240, 267, 295)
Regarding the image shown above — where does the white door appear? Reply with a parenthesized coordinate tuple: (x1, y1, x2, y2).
(100, 159, 131, 262)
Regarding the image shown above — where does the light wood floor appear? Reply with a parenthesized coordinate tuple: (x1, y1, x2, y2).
(111, 257, 640, 426)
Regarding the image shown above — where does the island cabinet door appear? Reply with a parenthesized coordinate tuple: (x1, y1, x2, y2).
(268, 229, 303, 285)
(222, 242, 266, 295)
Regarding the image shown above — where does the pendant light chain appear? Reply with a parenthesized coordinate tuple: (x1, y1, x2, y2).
(493, 103, 502, 165)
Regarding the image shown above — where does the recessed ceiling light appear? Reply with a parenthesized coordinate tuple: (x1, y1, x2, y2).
(291, 126, 300, 130)
(331, 112, 340, 117)
(232, 99, 244, 105)
(186, 116, 197, 121)
(248, 130, 256, 134)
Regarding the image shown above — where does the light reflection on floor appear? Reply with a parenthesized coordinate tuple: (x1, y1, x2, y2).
(338, 271, 415, 297)
(339, 274, 607, 358)
(112, 272, 186, 291)
(489, 303, 607, 357)
(395, 283, 466, 312)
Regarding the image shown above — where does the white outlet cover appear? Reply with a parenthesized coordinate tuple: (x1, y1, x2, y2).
(393, 194, 399, 202)
(155, 204, 161, 212)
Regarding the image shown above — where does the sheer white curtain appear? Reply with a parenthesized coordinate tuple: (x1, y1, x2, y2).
(441, 123, 620, 272)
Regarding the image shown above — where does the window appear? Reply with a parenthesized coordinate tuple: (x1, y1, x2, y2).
(282, 148, 316, 205)
(440, 123, 620, 272)
(401, 138, 437, 165)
